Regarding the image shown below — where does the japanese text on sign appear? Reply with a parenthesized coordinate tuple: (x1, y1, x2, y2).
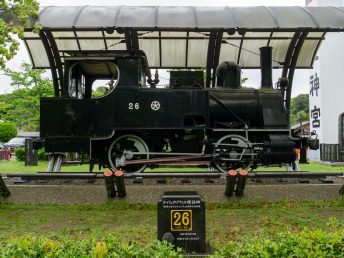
(311, 105, 321, 128)
(310, 73, 320, 97)
(309, 73, 321, 131)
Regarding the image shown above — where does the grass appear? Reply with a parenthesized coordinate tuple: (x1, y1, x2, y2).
(1, 159, 344, 174)
(1, 160, 343, 253)
(0, 199, 343, 250)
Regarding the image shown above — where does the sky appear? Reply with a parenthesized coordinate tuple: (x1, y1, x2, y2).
(1, 0, 310, 96)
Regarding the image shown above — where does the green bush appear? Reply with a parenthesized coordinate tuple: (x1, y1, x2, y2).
(0, 122, 17, 142)
(14, 148, 46, 161)
(38, 148, 47, 161)
(14, 148, 25, 161)
(0, 236, 183, 258)
(0, 229, 342, 257)
(215, 228, 344, 257)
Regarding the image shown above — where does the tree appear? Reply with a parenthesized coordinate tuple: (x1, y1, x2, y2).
(93, 86, 108, 97)
(0, 62, 54, 131)
(290, 94, 309, 126)
(0, 0, 39, 68)
(0, 121, 17, 142)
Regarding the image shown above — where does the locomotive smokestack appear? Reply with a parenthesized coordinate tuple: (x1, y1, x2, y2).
(260, 46, 273, 88)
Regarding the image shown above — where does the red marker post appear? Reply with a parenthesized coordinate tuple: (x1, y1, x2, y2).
(225, 170, 238, 197)
(235, 170, 248, 197)
(104, 169, 116, 198)
(114, 170, 126, 198)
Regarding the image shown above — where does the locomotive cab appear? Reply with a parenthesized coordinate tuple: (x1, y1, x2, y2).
(63, 52, 150, 99)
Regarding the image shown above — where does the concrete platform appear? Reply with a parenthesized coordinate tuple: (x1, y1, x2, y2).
(6, 184, 344, 205)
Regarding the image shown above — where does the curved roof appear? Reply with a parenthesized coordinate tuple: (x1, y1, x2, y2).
(35, 6, 344, 30)
(22, 6, 344, 70)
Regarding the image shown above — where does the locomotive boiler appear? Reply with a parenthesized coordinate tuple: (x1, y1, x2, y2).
(39, 46, 296, 173)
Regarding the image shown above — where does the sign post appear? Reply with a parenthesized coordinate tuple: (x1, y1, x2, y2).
(25, 139, 38, 166)
(157, 191, 206, 254)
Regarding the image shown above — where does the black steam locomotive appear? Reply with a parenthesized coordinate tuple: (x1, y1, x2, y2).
(39, 46, 298, 173)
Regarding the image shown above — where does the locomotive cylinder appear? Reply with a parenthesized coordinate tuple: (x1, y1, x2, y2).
(260, 46, 273, 88)
(262, 135, 297, 165)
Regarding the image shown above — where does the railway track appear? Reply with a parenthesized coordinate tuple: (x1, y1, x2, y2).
(1, 171, 343, 205)
(2, 171, 344, 186)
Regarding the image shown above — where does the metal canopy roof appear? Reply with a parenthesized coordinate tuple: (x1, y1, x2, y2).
(23, 6, 344, 70)
(35, 6, 344, 30)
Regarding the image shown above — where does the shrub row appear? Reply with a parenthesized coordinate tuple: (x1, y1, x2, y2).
(215, 228, 344, 258)
(14, 148, 47, 161)
(0, 228, 343, 257)
(0, 236, 182, 258)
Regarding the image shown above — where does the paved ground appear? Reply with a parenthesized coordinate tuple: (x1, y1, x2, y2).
(6, 184, 344, 205)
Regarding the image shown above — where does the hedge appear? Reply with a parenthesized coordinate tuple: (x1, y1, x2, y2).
(14, 147, 47, 161)
(0, 236, 183, 258)
(0, 228, 343, 257)
(215, 228, 344, 258)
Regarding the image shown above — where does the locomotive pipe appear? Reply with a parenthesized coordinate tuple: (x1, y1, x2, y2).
(225, 170, 237, 197)
(235, 170, 248, 197)
(115, 170, 127, 198)
(104, 169, 116, 198)
(260, 46, 273, 88)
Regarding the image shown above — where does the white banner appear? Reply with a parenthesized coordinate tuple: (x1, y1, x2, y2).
(308, 59, 322, 161)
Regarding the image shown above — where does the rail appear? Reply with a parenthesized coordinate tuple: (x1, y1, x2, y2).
(3, 171, 344, 179)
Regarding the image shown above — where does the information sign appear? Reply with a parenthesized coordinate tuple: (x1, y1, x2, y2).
(157, 191, 206, 253)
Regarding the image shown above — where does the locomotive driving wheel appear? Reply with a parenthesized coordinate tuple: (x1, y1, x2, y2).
(212, 134, 253, 173)
(108, 134, 149, 173)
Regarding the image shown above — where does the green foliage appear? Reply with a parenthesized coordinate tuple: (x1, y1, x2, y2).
(0, 121, 17, 141)
(290, 94, 309, 126)
(37, 148, 47, 160)
(14, 147, 25, 161)
(0, 0, 40, 68)
(14, 147, 46, 161)
(0, 229, 342, 257)
(215, 228, 344, 258)
(93, 86, 107, 97)
(0, 62, 54, 130)
(241, 77, 248, 85)
(0, 236, 183, 258)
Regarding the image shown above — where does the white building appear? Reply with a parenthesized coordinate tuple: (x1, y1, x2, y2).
(307, 0, 344, 162)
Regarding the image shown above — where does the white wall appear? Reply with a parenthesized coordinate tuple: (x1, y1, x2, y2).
(318, 32, 344, 144)
(308, 0, 344, 161)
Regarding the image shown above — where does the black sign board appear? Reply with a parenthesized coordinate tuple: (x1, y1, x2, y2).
(25, 139, 38, 166)
(157, 191, 206, 254)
